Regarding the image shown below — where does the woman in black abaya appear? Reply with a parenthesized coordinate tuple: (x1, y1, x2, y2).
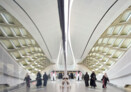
(84, 72, 89, 87)
(101, 73, 109, 88)
(90, 71, 97, 88)
(36, 72, 42, 88)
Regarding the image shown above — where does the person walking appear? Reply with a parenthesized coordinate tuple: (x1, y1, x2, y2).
(36, 72, 42, 88)
(90, 71, 97, 88)
(101, 73, 109, 88)
(84, 72, 89, 87)
(24, 73, 31, 87)
(43, 72, 48, 86)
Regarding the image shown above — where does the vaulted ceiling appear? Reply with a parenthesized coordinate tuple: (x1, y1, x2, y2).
(0, 0, 131, 73)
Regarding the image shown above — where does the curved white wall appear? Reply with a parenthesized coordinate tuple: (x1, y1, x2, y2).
(0, 45, 28, 86)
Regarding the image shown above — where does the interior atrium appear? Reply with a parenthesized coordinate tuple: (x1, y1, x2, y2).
(0, 0, 131, 92)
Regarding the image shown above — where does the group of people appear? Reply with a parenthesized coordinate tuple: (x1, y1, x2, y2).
(24, 71, 109, 89)
(84, 72, 109, 88)
(24, 72, 48, 88)
(58, 72, 74, 79)
(36, 72, 48, 88)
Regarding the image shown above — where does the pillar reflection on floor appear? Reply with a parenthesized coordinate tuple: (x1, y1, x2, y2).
(3, 80, 128, 92)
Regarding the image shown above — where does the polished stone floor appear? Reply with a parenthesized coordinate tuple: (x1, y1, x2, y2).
(4, 80, 128, 92)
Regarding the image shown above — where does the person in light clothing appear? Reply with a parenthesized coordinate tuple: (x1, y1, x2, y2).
(60, 75, 71, 92)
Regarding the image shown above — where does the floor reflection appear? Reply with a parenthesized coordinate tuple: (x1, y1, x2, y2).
(2, 80, 128, 92)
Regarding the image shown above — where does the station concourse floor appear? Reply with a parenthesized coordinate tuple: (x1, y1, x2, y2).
(7, 80, 128, 92)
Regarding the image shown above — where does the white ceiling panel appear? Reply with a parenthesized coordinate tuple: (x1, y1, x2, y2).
(70, 0, 116, 59)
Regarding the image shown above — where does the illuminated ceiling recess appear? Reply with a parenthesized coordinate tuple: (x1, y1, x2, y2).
(82, 6, 131, 74)
(0, 6, 51, 74)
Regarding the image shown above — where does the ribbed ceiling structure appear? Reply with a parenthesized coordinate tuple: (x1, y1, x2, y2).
(82, 6, 131, 74)
(0, 6, 51, 74)
(0, 0, 131, 75)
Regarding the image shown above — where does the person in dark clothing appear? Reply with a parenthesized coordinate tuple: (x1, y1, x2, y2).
(43, 72, 48, 86)
(70, 73, 74, 79)
(84, 72, 89, 87)
(90, 71, 97, 88)
(58, 73, 62, 79)
(24, 73, 31, 87)
(101, 73, 109, 88)
(36, 72, 42, 88)
(60, 73, 63, 79)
